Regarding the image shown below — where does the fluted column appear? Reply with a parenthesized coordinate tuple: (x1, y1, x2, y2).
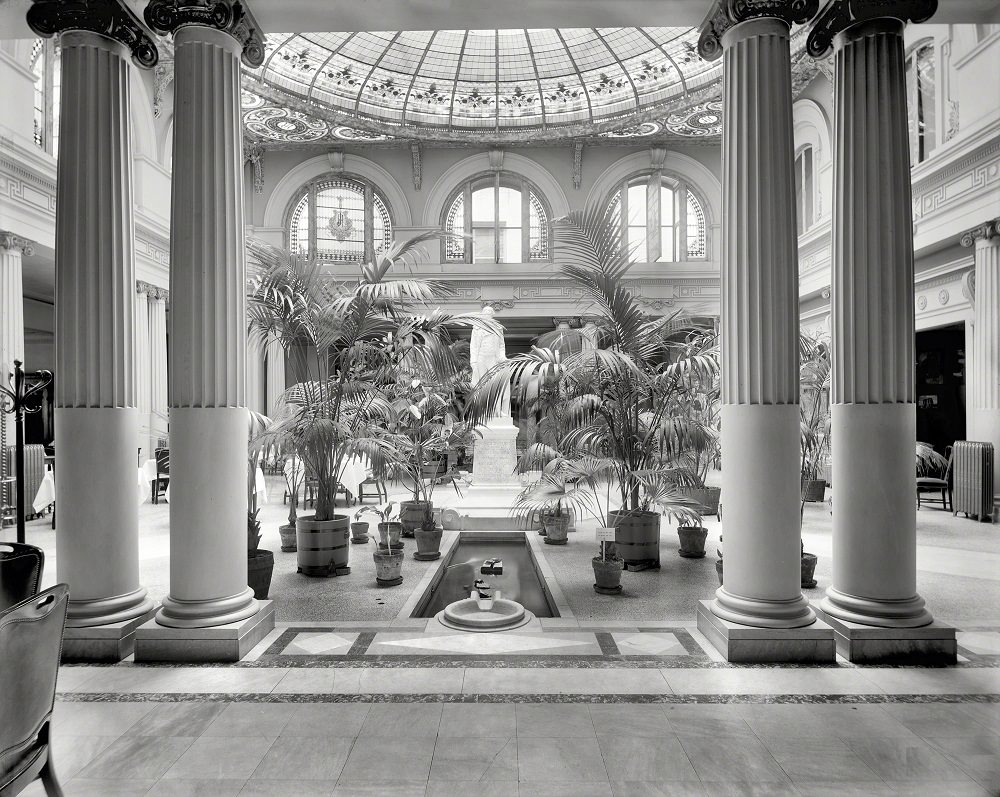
(246, 339, 264, 414)
(808, 0, 937, 627)
(134, 283, 151, 459)
(699, 2, 817, 629)
(963, 220, 1000, 506)
(145, 0, 265, 629)
(26, 1, 159, 632)
(148, 290, 168, 446)
(0, 233, 30, 446)
(265, 337, 285, 416)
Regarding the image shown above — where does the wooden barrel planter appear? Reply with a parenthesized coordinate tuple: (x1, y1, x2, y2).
(608, 509, 661, 568)
(801, 479, 826, 502)
(296, 514, 350, 577)
(675, 486, 721, 517)
(400, 500, 432, 538)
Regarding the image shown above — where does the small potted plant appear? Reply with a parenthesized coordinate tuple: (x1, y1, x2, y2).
(279, 451, 304, 552)
(356, 502, 403, 551)
(247, 409, 274, 598)
(673, 509, 709, 558)
(350, 507, 370, 545)
(512, 461, 579, 546)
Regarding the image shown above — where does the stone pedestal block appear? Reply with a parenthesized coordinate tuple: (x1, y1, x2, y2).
(136, 600, 275, 663)
(472, 421, 519, 486)
(697, 601, 835, 663)
(815, 604, 956, 664)
(62, 608, 157, 662)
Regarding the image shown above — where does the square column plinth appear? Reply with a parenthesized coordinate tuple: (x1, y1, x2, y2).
(134, 601, 275, 663)
(815, 604, 956, 664)
(697, 601, 836, 663)
(62, 608, 157, 662)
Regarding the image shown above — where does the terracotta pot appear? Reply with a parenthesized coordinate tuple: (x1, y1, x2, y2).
(677, 525, 708, 558)
(801, 479, 827, 503)
(801, 552, 818, 589)
(608, 509, 660, 566)
(377, 521, 404, 550)
(400, 500, 432, 537)
(248, 549, 273, 599)
(675, 486, 721, 516)
(296, 514, 350, 576)
(373, 549, 403, 585)
(592, 555, 624, 593)
(278, 524, 297, 552)
(543, 513, 570, 544)
(350, 521, 369, 543)
(414, 526, 443, 558)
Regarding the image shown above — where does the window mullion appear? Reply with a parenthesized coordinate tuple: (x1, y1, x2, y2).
(308, 183, 317, 260)
(494, 173, 501, 264)
(679, 185, 688, 261)
(647, 173, 660, 263)
(521, 178, 530, 263)
(464, 182, 473, 264)
(364, 182, 375, 263)
(620, 180, 628, 252)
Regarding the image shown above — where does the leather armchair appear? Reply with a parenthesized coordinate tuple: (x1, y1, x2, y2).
(0, 543, 44, 613)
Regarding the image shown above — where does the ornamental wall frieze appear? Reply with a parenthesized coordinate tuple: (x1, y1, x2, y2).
(0, 172, 56, 220)
(0, 231, 36, 256)
(135, 224, 170, 268)
(913, 149, 1000, 224)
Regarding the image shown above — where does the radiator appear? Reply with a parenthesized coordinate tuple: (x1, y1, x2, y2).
(952, 440, 995, 522)
(4, 444, 47, 518)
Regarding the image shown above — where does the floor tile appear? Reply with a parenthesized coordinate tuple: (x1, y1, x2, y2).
(662, 667, 881, 695)
(516, 703, 595, 737)
(46, 734, 119, 781)
(883, 781, 991, 795)
(677, 734, 790, 783)
(281, 631, 359, 655)
(517, 780, 612, 796)
(761, 736, 882, 782)
(429, 736, 517, 781)
(882, 702, 998, 737)
(339, 735, 436, 781)
(589, 705, 672, 737)
(923, 734, 1000, 790)
(162, 736, 274, 780)
(516, 736, 608, 781)
(598, 734, 698, 781)
(734, 704, 841, 741)
(957, 631, 1000, 654)
(251, 735, 354, 780)
(53, 701, 156, 737)
(425, 782, 518, 796)
(859, 667, 1000, 695)
(357, 667, 465, 694)
(146, 779, 245, 796)
(332, 782, 427, 796)
(56, 666, 104, 692)
(791, 705, 916, 739)
(956, 703, 1000, 736)
(438, 703, 515, 738)
(844, 736, 970, 781)
(271, 669, 338, 694)
(662, 705, 754, 737)
(129, 702, 229, 737)
(792, 784, 896, 797)
(611, 783, 707, 797)
(358, 703, 443, 737)
(77, 734, 195, 780)
(612, 632, 689, 656)
(238, 781, 333, 797)
(202, 703, 298, 739)
(60, 779, 158, 796)
(281, 703, 371, 737)
(698, 784, 799, 797)
(366, 631, 602, 656)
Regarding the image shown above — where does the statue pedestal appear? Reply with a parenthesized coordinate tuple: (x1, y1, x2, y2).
(472, 419, 519, 487)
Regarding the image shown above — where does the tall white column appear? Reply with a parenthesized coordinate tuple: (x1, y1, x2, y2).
(699, 4, 816, 630)
(246, 339, 264, 414)
(135, 284, 151, 460)
(808, 2, 937, 628)
(148, 290, 168, 447)
(265, 338, 285, 416)
(0, 233, 30, 446)
(26, 10, 159, 632)
(962, 222, 1000, 507)
(145, 0, 264, 629)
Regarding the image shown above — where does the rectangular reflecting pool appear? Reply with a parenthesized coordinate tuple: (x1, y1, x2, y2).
(412, 532, 559, 619)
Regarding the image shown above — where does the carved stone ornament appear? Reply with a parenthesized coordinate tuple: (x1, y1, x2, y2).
(26, 0, 159, 69)
(572, 142, 584, 190)
(153, 61, 174, 118)
(144, 0, 264, 68)
(483, 300, 515, 311)
(136, 280, 169, 301)
(488, 148, 505, 172)
(806, 0, 937, 58)
(960, 218, 1000, 248)
(698, 0, 820, 61)
(0, 232, 36, 257)
(410, 142, 422, 191)
(243, 138, 264, 193)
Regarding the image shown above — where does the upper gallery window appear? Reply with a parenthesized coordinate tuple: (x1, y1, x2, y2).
(605, 172, 707, 262)
(30, 39, 60, 156)
(794, 146, 816, 235)
(287, 176, 393, 263)
(443, 173, 550, 263)
(905, 43, 936, 164)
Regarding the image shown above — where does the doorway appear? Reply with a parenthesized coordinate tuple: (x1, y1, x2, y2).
(915, 323, 966, 455)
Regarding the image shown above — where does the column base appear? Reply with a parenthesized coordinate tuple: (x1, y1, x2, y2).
(815, 603, 956, 664)
(711, 587, 816, 629)
(135, 600, 275, 663)
(820, 586, 933, 628)
(697, 601, 835, 663)
(66, 586, 155, 628)
(155, 586, 259, 629)
(62, 607, 157, 662)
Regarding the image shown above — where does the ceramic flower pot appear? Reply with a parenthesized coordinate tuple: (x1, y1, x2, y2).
(543, 513, 570, 545)
(377, 521, 404, 550)
(592, 555, 624, 594)
(400, 500, 432, 538)
(278, 524, 297, 552)
(801, 552, 818, 588)
(801, 479, 826, 503)
(414, 525, 443, 560)
(373, 549, 404, 586)
(350, 521, 369, 544)
(247, 549, 274, 599)
(677, 525, 709, 558)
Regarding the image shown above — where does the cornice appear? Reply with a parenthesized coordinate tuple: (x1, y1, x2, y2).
(26, 0, 159, 69)
(144, 0, 264, 68)
(0, 134, 57, 190)
(806, 0, 937, 58)
(912, 118, 1000, 192)
(699, 0, 820, 61)
(0, 231, 36, 255)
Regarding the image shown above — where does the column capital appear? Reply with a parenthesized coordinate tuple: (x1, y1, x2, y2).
(137, 280, 170, 302)
(0, 232, 35, 256)
(698, 0, 819, 60)
(960, 218, 1000, 248)
(144, 0, 264, 68)
(26, 0, 159, 69)
(806, 0, 937, 58)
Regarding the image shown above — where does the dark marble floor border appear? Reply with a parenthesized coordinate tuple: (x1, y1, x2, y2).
(55, 691, 1000, 705)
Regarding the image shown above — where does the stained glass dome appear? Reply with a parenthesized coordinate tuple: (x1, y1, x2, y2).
(243, 28, 723, 143)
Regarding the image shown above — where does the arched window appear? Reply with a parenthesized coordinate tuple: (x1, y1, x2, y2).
(905, 43, 936, 164)
(794, 146, 815, 235)
(286, 176, 393, 263)
(443, 173, 550, 263)
(605, 173, 707, 262)
(30, 39, 60, 156)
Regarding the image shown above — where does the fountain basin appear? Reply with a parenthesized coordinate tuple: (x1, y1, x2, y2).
(437, 597, 535, 632)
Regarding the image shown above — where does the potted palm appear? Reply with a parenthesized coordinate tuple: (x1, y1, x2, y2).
(800, 334, 831, 503)
(247, 410, 274, 599)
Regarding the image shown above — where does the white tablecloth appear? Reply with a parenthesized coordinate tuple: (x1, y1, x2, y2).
(284, 456, 369, 495)
(35, 464, 159, 513)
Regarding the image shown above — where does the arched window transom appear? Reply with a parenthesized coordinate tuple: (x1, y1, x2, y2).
(443, 173, 550, 264)
(605, 172, 708, 262)
(794, 146, 815, 235)
(287, 176, 393, 263)
(905, 43, 936, 165)
(30, 39, 60, 156)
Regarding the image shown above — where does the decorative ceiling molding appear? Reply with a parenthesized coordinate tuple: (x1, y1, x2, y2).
(26, 0, 159, 68)
(144, 0, 264, 67)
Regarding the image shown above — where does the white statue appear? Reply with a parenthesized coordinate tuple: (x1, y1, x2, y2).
(470, 305, 510, 419)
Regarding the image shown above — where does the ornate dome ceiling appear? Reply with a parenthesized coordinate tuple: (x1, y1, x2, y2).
(242, 28, 725, 145)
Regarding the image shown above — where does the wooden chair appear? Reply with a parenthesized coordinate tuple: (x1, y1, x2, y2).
(152, 448, 169, 504)
(917, 445, 952, 511)
(0, 542, 44, 613)
(357, 476, 387, 503)
(0, 584, 69, 797)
